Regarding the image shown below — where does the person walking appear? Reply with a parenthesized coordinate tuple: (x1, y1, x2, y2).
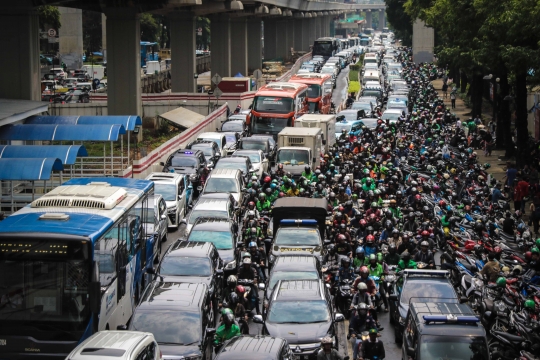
(442, 82, 448, 98)
(450, 86, 457, 109)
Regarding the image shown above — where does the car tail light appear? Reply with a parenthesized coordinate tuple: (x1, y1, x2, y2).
(159, 350, 162, 359)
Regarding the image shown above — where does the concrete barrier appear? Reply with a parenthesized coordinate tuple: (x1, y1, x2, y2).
(276, 52, 312, 82)
(122, 103, 229, 179)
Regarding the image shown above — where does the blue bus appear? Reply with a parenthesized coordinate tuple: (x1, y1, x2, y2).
(0, 178, 155, 359)
(141, 41, 158, 67)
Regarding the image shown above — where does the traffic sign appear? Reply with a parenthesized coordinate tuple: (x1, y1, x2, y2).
(253, 69, 263, 80)
(213, 88, 223, 99)
(211, 73, 222, 86)
(47, 29, 56, 37)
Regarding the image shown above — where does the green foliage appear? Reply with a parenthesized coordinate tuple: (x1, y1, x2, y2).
(140, 13, 160, 44)
(349, 64, 360, 71)
(385, 0, 413, 46)
(348, 81, 360, 94)
(38, 5, 61, 30)
(349, 70, 359, 82)
(197, 17, 211, 50)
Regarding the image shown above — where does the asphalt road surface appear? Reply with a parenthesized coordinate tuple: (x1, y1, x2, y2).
(332, 65, 350, 109)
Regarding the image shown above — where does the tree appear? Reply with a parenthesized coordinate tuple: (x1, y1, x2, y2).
(38, 5, 61, 30)
(140, 13, 160, 44)
(82, 10, 102, 54)
(385, 0, 413, 45)
(197, 17, 210, 50)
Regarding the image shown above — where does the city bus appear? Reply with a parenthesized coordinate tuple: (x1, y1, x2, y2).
(312, 37, 340, 60)
(140, 41, 159, 67)
(0, 178, 155, 359)
(247, 82, 309, 138)
(288, 73, 333, 114)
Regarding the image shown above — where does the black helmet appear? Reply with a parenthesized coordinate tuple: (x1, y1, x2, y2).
(402, 252, 411, 262)
(389, 244, 397, 253)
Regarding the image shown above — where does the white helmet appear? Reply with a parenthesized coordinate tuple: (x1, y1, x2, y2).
(243, 258, 252, 265)
(357, 282, 368, 291)
(321, 336, 333, 345)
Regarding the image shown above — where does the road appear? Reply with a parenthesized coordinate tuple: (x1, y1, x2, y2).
(332, 65, 350, 109)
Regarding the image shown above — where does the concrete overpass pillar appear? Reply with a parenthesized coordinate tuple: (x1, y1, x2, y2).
(323, 16, 330, 37)
(412, 19, 434, 63)
(102, 14, 107, 63)
(247, 19, 262, 73)
(0, 1, 40, 101)
(106, 8, 141, 115)
(276, 20, 288, 61)
(302, 19, 311, 52)
(315, 16, 322, 40)
(58, 7, 83, 70)
(379, 10, 385, 30)
(308, 17, 317, 50)
(170, 12, 196, 92)
(365, 10, 372, 29)
(264, 19, 277, 60)
(230, 18, 248, 76)
(285, 20, 295, 60)
(210, 15, 231, 77)
(294, 19, 304, 52)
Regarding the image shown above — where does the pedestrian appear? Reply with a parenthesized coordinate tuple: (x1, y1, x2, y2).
(450, 86, 457, 109)
(488, 119, 496, 137)
(503, 162, 518, 187)
(516, 176, 529, 214)
(442, 82, 448, 98)
(529, 191, 540, 235)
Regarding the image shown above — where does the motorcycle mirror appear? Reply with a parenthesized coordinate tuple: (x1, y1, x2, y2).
(206, 328, 216, 336)
(258, 283, 266, 290)
(252, 315, 264, 324)
(334, 313, 345, 323)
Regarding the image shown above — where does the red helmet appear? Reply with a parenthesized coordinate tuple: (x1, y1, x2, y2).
(493, 246, 502, 254)
(337, 234, 347, 242)
(264, 176, 271, 183)
(338, 206, 344, 212)
(421, 230, 430, 237)
(235, 285, 245, 294)
(366, 235, 375, 243)
(369, 214, 376, 221)
(415, 194, 421, 201)
(360, 219, 367, 226)
(248, 201, 255, 209)
(525, 251, 532, 261)
(359, 266, 369, 275)
(469, 187, 475, 193)
(439, 200, 446, 208)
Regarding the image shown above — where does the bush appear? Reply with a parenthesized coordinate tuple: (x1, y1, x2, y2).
(349, 70, 359, 82)
(349, 64, 360, 71)
(348, 81, 360, 94)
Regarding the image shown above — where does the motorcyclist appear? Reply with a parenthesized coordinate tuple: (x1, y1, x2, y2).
(359, 328, 386, 360)
(364, 235, 378, 257)
(397, 233, 416, 255)
(354, 246, 369, 268)
(317, 336, 348, 360)
(336, 234, 353, 257)
(214, 311, 240, 347)
(248, 241, 266, 282)
(337, 257, 356, 282)
(397, 252, 417, 271)
(384, 244, 401, 266)
(236, 257, 260, 315)
(349, 303, 378, 360)
(413, 241, 435, 268)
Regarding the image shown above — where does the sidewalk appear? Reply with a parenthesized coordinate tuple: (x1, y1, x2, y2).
(432, 79, 507, 183)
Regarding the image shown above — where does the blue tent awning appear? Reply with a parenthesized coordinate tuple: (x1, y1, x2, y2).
(0, 158, 63, 180)
(0, 145, 87, 165)
(0, 124, 126, 141)
(25, 115, 142, 131)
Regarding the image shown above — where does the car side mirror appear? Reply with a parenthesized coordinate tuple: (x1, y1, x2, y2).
(334, 313, 345, 323)
(253, 315, 264, 324)
(206, 328, 216, 336)
(215, 269, 224, 275)
(117, 325, 128, 330)
(161, 214, 167, 220)
(178, 195, 183, 201)
(388, 294, 398, 301)
(258, 283, 266, 290)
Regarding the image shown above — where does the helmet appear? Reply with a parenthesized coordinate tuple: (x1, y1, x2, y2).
(421, 230, 430, 237)
(420, 241, 429, 247)
(357, 302, 369, 315)
(501, 266, 510, 274)
(356, 246, 365, 255)
(536, 238, 540, 248)
(493, 246, 502, 254)
(496, 277, 506, 287)
(359, 266, 369, 275)
(513, 265, 523, 274)
(227, 275, 237, 285)
(525, 251, 533, 260)
(243, 258, 252, 265)
(337, 234, 347, 242)
(235, 285, 246, 294)
(366, 235, 375, 244)
(249, 241, 257, 248)
(321, 336, 333, 345)
(369, 254, 377, 261)
(524, 299, 536, 309)
(357, 282, 368, 291)
(224, 312, 234, 325)
(402, 252, 411, 261)
(371, 202, 378, 209)
(259, 193, 266, 200)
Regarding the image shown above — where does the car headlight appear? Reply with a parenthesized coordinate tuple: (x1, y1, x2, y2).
(225, 260, 236, 270)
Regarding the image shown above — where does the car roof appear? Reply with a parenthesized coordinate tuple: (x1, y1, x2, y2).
(410, 302, 485, 337)
(70, 331, 154, 359)
(208, 168, 243, 177)
(169, 240, 214, 257)
(192, 198, 230, 211)
(273, 255, 320, 272)
(216, 157, 247, 163)
(146, 172, 182, 183)
(174, 149, 204, 157)
(139, 282, 207, 311)
(198, 132, 224, 139)
(217, 336, 286, 360)
(384, 108, 403, 114)
(191, 217, 232, 231)
(273, 280, 324, 301)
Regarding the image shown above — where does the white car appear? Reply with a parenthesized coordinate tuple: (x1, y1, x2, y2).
(232, 149, 269, 179)
(197, 132, 228, 157)
(382, 108, 404, 121)
(145, 172, 189, 229)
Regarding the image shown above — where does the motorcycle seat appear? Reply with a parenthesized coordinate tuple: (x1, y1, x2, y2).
(492, 330, 524, 343)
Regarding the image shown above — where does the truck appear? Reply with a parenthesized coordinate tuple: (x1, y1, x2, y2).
(293, 114, 336, 152)
(82, 64, 105, 80)
(276, 127, 323, 177)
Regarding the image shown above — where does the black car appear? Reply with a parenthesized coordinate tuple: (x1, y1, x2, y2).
(213, 156, 254, 181)
(154, 240, 224, 307)
(220, 118, 246, 137)
(253, 279, 344, 360)
(186, 140, 221, 166)
(129, 282, 215, 360)
(388, 269, 463, 344)
(161, 149, 207, 189)
(239, 136, 275, 163)
(215, 335, 294, 360)
(184, 218, 240, 276)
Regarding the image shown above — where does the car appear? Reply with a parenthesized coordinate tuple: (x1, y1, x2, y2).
(50, 67, 66, 79)
(386, 101, 408, 115)
(300, 64, 316, 73)
(220, 118, 246, 137)
(388, 269, 463, 344)
(388, 94, 408, 106)
(146, 172, 192, 229)
(64, 77, 78, 89)
(320, 67, 337, 87)
(253, 280, 344, 359)
(197, 132, 229, 157)
(66, 331, 161, 360)
(215, 335, 294, 360)
(186, 140, 221, 167)
(239, 136, 275, 163)
(360, 117, 378, 129)
(221, 132, 241, 155)
(351, 101, 374, 114)
(402, 302, 488, 360)
(184, 197, 237, 235)
(129, 282, 215, 360)
(212, 157, 253, 182)
(155, 240, 224, 303)
(185, 218, 239, 275)
(232, 149, 268, 179)
(382, 108, 404, 122)
(64, 89, 90, 103)
(139, 194, 168, 262)
(161, 149, 207, 191)
(360, 87, 384, 102)
(263, 255, 321, 305)
(201, 168, 245, 203)
(335, 119, 364, 138)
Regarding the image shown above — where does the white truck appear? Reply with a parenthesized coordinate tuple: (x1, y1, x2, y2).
(294, 114, 336, 152)
(82, 65, 105, 80)
(276, 127, 323, 177)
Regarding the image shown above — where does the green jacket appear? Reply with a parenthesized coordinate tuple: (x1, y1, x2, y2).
(389, 206, 402, 219)
(302, 172, 316, 182)
(368, 263, 384, 278)
(397, 259, 417, 271)
(214, 323, 240, 345)
(257, 200, 271, 211)
(441, 215, 451, 227)
(353, 257, 369, 268)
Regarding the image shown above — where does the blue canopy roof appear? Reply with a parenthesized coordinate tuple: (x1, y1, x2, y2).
(0, 145, 87, 165)
(0, 158, 63, 180)
(0, 124, 126, 141)
(25, 115, 142, 131)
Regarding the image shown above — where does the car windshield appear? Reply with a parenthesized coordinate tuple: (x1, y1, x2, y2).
(198, 137, 222, 148)
(351, 102, 372, 111)
(337, 112, 358, 121)
(131, 310, 201, 345)
(362, 91, 381, 98)
(321, 68, 334, 74)
(253, 96, 294, 113)
(307, 84, 321, 98)
(275, 228, 321, 246)
(204, 178, 238, 193)
(383, 112, 401, 121)
(268, 300, 329, 323)
(241, 140, 266, 151)
(222, 121, 243, 132)
(154, 184, 177, 202)
(160, 256, 212, 276)
(233, 152, 260, 164)
(276, 149, 309, 165)
(188, 209, 228, 224)
(214, 159, 247, 172)
(269, 271, 319, 290)
(335, 122, 352, 133)
(401, 282, 456, 304)
(170, 156, 198, 167)
(188, 230, 233, 250)
(419, 336, 489, 360)
(190, 144, 214, 158)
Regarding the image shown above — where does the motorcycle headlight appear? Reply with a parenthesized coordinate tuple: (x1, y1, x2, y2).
(225, 260, 236, 270)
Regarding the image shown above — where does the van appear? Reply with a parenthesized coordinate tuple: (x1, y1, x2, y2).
(146, 60, 161, 74)
(67, 331, 160, 360)
(293, 114, 336, 152)
(362, 70, 381, 86)
(82, 64, 105, 80)
(277, 127, 323, 177)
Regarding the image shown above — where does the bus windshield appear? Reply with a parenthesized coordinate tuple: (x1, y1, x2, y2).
(307, 84, 321, 98)
(252, 116, 291, 135)
(313, 41, 334, 57)
(253, 96, 294, 113)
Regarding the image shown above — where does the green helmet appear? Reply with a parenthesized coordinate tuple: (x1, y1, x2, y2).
(352, 194, 358, 200)
(371, 202, 378, 209)
(496, 277, 507, 288)
(536, 238, 540, 248)
(377, 252, 383, 262)
(524, 299, 536, 309)
(364, 169, 370, 174)
(282, 175, 288, 182)
(221, 308, 234, 315)
(369, 254, 377, 261)
(426, 138, 432, 143)
(259, 193, 266, 200)
(532, 247, 540, 254)
(484, 163, 491, 169)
